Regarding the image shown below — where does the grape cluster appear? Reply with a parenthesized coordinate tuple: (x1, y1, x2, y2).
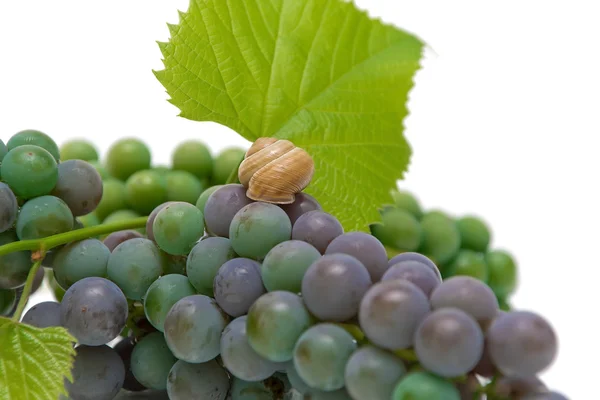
(1, 131, 568, 400)
(372, 189, 518, 310)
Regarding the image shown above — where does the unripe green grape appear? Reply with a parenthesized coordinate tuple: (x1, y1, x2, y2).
(485, 250, 517, 298)
(152, 165, 171, 176)
(53, 239, 111, 290)
(445, 249, 488, 281)
(0, 288, 17, 316)
(457, 215, 491, 252)
(125, 170, 168, 214)
(16, 196, 74, 240)
(212, 147, 245, 184)
(153, 202, 204, 256)
(0, 231, 31, 289)
(195, 185, 223, 214)
(166, 170, 204, 204)
(105, 138, 151, 181)
(0, 139, 7, 162)
(102, 209, 143, 235)
(418, 210, 461, 266)
(371, 207, 422, 251)
(7, 129, 60, 161)
(59, 139, 99, 161)
(172, 140, 213, 180)
(392, 372, 461, 400)
(130, 332, 177, 390)
(78, 212, 100, 228)
(95, 179, 127, 221)
(390, 189, 423, 219)
(88, 160, 110, 180)
(143, 274, 196, 332)
(1, 145, 58, 198)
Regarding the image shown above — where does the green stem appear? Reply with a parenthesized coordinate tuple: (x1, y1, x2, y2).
(225, 156, 244, 184)
(0, 217, 148, 257)
(12, 259, 43, 322)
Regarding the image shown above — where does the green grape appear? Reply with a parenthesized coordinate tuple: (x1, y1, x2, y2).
(445, 249, 488, 281)
(47, 270, 66, 302)
(371, 207, 422, 251)
(102, 209, 143, 236)
(0, 139, 7, 162)
(392, 372, 461, 400)
(0, 231, 31, 289)
(153, 202, 204, 256)
(152, 165, 171, 176)
(106, 138, 151, 181)
(390, 189, 423, 219)
(261, 240, 321, 293)
(172, 140, 213, 180)
(16, 196, 74, 240)
(195, 185, 223, 214)
(143, 274, 196, 332)
(186, 237, 237, 297)
(0, 288, 17, 316)
(457, 216, 491, 252)
(53, 239, 111, 289)
(107, 238, 166, 300)
(246, 291, 314, 362)
(7, 129, 60, 161)
(163, 253, 187, 275)
(212, 147, 245, 184)
(125, 170, 168, 214)
(485, 250, 517, 298)
(88, 160, 110, 180)
(418, 210, 461, 266)
(130, 332, 177, 390)
(78, 212, 100, 228)
(166, 170, 204, 204)
(498, 297, 512, 311)
(230, 203, 292, 260)
(95, 179, 127, 220)
(59, 139, 99, 161)
(1, 145, 58, 198)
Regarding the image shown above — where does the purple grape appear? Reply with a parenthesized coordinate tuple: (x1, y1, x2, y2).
(493, 376, 548, 398)
(0, 182, 18, 233)
(113, 337, 146, 392)
(279, 193, 321, 224)
(214, 258, 265, 317)
(388, 252, 442, 281)
(22, 301, 62, 328)
(487, 311, 558, 376)
(292, 211, 343, 254)
(430, 276, 499, 325)
(522, 391, 569, 400)
(204, 184, 253, 237)
(104, 230, 144, 252)
(414, 308, 484, 377)
(52, 160, 103, 216)
(66, 345, 125, 400)
(382, 260, 441, 296)
(301, 253, 371, 322)
(325, 232, 388, 281)
(359, 280, 430, 350)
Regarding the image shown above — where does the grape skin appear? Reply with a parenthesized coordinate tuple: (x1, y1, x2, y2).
(429, 276, 499, 325)
(51, 159, 103, 216)
(204, 184, 253, 237)
(195, 185, 223, 214)
(131, 332, 178, 390)
(228, 373, 293, 400)
(7, 129, 60, 160)
(167, 360, 230, 400)
(418, 211, 461, 266)
(214, 258, 266, 317)
(487, 311, 558, 376)
(261, 240, 321, 293)
(60, 277, 128, 346)
(382, 260, 441, 296)
(301, 253, 371, 322)
(143, 274, 196, 332)
(325, 232, 388, 281)
(95, 179, 127, 221)
(0, 144, 58, 199)
(186, 237, 237, 297)
(456, 215, 491, 252)
(359, 280, 430, 350)
(392, 371, 461, 400)
(344, 345, 407, 400)
(103, 230, 144, 252)
(445, 250, 488, 281)
(246, 291, 313, 362)
(166, 170, 204, 204)
(16, 195, 74, 240)
(164, 295, 229, 363)
(113, 337, 146, 392)
(146, 202, 175, 242)
(60, 139, 99, 162)
(0, 288, 17, 316)
(0, 182, 18, 233)
(521, 391, 569, 400)
(66, 345, 125, 400)
(21, 301, 62, 328)
(291, 211, 343, 254)
(0, 230, 31, 289)
(171, 140, 213, 181)
(107, 238, 165, 300)
(371, 207, 422, 251)
(125, 170, 168, 215)
(153, 202, 205, 256)
(220, 316, 280, 381)
(53, 239, 111, 290)
(414, 308, 484, 377)
(105, 138, 151, 181)
(387, 252, 442, 281)
(279, 192, 322, 224)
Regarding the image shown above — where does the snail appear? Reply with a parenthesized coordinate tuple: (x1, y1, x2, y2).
(238, 137, 315, 204)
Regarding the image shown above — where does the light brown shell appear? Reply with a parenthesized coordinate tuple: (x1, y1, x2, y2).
(238, 138, 315, 204)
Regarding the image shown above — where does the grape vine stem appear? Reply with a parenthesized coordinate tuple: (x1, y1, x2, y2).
(0, 217, 149, 257)
(11, 259, 43, 322)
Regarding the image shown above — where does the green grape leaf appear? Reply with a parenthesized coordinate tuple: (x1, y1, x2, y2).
(0, 317, 76, 400)
(155, 0, 423, 231)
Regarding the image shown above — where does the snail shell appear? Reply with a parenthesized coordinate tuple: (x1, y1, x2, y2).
(238, 137, 315, 204)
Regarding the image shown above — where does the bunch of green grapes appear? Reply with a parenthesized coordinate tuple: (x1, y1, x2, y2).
(371, 189, 517, 310)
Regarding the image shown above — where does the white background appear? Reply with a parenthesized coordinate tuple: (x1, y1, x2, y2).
(1, 1, 598, 398)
